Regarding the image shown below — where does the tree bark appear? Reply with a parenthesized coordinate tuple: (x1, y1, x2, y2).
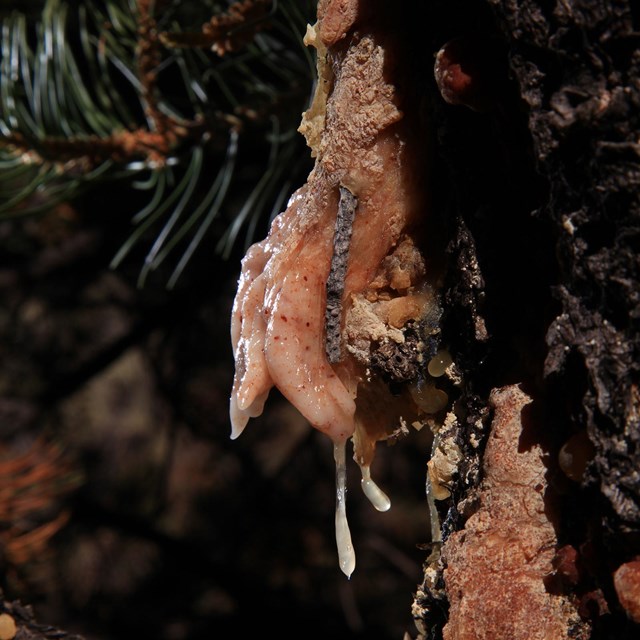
(413, 1, 640, 638)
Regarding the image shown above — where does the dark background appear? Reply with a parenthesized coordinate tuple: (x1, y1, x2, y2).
(0, 168, 434, 640)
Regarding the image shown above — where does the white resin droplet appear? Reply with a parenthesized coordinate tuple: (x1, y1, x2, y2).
(334, 441, 356, 578)
(360, 464, 391, 512)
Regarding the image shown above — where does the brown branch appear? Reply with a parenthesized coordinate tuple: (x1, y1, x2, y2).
(136, 0, 178, 140)
(160, 0, 272, 56)
(0, 1, 252, 172)
(0, 439, 81, 568)
(1, 125, 196, 169)
(5, 511, 72, 566)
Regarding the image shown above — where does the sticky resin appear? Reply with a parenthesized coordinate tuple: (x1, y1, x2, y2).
(427, 349, 453, 377)
(359, 462, 391, 512)
(228, 0, 435, 577)
(334, 440, 356, 578)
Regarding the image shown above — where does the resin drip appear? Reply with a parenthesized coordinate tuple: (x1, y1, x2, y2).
(359, 464, 391, 512)
(334, 441, 356, 578)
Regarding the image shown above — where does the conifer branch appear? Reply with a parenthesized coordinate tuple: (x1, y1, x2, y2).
(0, 0, 315, 285)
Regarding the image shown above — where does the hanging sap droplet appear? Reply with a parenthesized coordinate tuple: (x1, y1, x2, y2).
(334, 441, 356, 578)
(427, 349, 453, 377)
(359, 464, 391, 512)
(410, 383, 449, 414)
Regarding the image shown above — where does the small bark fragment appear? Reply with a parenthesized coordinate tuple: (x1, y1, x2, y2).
(325, 186, 358, 364)
(613, 560, 640, 624)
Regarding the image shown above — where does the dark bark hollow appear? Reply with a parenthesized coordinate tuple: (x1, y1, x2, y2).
(411, 1, 640, 638)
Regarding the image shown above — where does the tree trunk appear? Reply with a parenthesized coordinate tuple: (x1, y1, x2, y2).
(412, 1, 640, 638)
